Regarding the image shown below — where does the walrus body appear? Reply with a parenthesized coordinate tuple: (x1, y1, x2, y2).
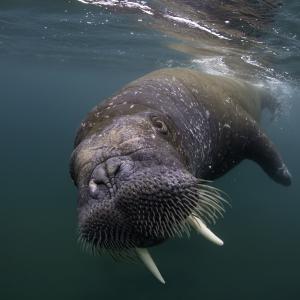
(70, 0, 290, 284)
(70, 68, 291, 282)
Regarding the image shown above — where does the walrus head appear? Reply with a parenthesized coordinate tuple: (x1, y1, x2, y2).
(70, 107, 225, 282)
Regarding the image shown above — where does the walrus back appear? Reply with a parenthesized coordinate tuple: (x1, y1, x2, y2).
(129, 68, 267, 122)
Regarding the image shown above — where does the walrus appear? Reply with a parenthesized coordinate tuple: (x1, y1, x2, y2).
(70, 68, 291, 283)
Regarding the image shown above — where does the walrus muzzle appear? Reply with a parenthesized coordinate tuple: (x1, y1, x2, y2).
(79, 165, 224, 251)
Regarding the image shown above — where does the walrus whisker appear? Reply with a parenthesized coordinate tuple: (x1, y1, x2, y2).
(198, 191, 227, 210)
(197, 187, 227, 203)
(196, 185, 229, 207)
(181, 194, 216, 223)
(197, 197, 223, 217)
(195, 186, 227, 210)
(81, 236, 139, 263)
(182, 188, 227, 225)
(181, 221, 192, 238)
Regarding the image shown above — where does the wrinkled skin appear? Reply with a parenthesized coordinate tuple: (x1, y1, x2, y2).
(70, 68, 291, 253)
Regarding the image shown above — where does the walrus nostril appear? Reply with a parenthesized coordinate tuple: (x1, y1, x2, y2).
(89, 159, 123, 198)
(88, 178, 106, 198)
(89, 165, 110, 198)
(92, 165, 109, 184)
(106, 157, 122, 178)
(89, 179, 98, 195)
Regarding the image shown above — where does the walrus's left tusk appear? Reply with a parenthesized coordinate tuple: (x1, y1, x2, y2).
(136, 248, 166, 284)
(188, 216, 224, 246)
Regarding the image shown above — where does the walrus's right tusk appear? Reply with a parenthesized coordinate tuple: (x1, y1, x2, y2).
(188, 216, 224, 246)
(136, 248, 166, 284)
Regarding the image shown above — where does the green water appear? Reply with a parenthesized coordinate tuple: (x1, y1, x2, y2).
(1, 1, 300, 299)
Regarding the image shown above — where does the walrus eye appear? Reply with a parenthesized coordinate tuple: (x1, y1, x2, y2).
(150, 116, 169, 135)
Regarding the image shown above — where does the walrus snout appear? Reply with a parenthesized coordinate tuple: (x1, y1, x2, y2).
(80, 165, 194, 251)
(79, 162, 226, 254)
(88, 157, 134, 199)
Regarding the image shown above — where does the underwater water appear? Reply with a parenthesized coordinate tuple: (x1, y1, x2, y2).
(0, 0, 299, 299)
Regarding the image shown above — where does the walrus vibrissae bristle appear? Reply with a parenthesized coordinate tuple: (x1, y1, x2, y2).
(135, 213, 224, 284)
(134, 181, 227, 283)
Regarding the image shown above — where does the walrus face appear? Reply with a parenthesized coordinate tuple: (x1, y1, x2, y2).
(70, 111, 224, 257)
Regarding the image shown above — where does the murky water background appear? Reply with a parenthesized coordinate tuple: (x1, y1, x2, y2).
(1, 1, 299, 299)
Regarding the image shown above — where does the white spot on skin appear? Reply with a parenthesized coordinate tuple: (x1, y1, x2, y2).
(224, 123, 231, 129)
(151, 134, 156, 139)
(130, 104, 135, 109)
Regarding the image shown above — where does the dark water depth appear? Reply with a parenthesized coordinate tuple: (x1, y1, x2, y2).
(0, 1, 299, 300)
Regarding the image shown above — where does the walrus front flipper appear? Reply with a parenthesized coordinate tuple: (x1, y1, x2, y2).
(245, 124, 291, 186)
